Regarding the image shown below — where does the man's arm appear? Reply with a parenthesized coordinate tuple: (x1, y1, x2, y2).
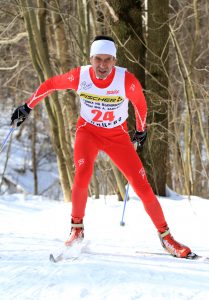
(125, 71, 147, 132)
(26, 67, 81, 109)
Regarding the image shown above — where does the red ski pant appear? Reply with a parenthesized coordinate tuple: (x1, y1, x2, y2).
(71, 118, 168, 233)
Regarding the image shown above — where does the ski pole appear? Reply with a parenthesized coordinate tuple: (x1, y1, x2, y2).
(120, 141, 139, 226)
(120, 183, 129, 226)
(0, 126, 15, 154)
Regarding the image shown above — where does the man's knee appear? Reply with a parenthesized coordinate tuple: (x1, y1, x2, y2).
(74, 163, 94, 187)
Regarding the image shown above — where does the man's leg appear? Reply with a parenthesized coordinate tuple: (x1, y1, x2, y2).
(104, 133, 167, 233)
(65, 126, 98, 246)
(71, 127, 98, 219)
(104, 132, 191, 257)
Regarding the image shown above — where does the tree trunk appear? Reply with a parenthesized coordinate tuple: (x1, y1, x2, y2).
(143, 0, 169, 196)
(20, 0, 72, 201)
(105, 0, 146, 200)
(108, 0, 145, 131)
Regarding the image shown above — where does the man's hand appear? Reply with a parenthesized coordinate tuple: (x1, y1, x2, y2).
(132, 129, 147, 147)
(11, 103, 31, 127)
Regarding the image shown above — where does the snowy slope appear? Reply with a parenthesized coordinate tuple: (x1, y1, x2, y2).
(0, 192, 209, 300)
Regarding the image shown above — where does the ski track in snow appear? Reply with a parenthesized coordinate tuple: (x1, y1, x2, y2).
(0, 194, 209, 300)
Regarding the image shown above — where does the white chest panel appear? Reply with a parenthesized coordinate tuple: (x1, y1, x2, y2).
(77, 66, 129, 128)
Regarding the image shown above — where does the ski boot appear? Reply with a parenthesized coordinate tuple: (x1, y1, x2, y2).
(65, 217, 84, 247)
(159, 228, 191, 258)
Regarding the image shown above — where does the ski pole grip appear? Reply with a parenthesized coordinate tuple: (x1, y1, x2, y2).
(11, 119, 18, 129)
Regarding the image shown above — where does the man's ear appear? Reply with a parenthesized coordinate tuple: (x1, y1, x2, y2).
(90, 57, 93, 64)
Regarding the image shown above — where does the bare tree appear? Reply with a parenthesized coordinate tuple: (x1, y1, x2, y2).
(1, 0, 209, 200)
(169, 0, 209, 197)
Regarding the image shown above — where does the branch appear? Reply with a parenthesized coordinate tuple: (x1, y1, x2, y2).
(0, 32, 28, 45)
(0, 60, 20, 70)
(102, 1, 119, 22)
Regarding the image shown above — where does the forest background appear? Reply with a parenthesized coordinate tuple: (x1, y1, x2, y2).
(0, 0, 208, 202)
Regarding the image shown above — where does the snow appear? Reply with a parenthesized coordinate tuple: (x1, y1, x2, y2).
(1, 121, 209, 299)
(1, 190, 209, 300)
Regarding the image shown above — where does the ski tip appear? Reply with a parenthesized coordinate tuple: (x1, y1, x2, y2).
(49, 254, 56, 263)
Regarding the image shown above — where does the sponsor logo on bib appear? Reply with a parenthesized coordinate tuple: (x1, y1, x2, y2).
(106, 89, 119, 95)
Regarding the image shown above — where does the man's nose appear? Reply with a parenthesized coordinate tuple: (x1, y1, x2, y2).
(99, 61, 106, 68)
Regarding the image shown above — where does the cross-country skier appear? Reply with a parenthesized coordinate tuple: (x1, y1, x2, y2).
(11, 35, 192, 258)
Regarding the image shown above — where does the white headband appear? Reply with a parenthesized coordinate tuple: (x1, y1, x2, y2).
(90, 40, 117, 57)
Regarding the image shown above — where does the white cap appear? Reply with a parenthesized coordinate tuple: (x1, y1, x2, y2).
(90, 39, 117, 57)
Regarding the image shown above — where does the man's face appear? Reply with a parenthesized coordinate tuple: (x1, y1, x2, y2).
(90, 54, 116, 79)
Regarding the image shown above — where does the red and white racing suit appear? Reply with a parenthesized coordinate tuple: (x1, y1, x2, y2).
(26, 65, 167, 233)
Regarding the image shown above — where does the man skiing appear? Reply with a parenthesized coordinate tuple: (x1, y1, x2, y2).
(11, 35, 192, 258)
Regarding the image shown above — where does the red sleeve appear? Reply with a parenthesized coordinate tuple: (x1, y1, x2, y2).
(26, 67, 81, 108)
(125, 71, 147, 131)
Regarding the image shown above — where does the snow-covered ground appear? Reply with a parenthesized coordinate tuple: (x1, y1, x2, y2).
(1, 190, 209, 300)
(1, 116, 209, 299)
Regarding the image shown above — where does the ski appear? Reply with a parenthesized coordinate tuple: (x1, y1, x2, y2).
(49, 247, 209, 263)
(85, 249, 209, 262)
(49, 252, 78, 263)
(135, 251, 209, 261)
(185, 252, 209, 260)
(49, 253, 64, 263)
(49, 240, 87, 263)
